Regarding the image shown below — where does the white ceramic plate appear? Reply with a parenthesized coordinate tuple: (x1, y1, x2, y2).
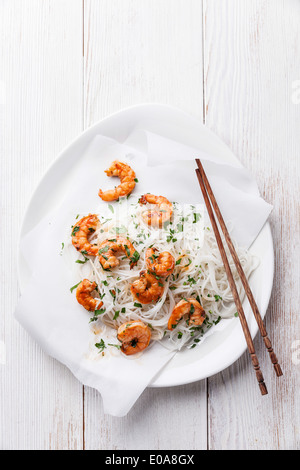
(17, 104, 274, 388)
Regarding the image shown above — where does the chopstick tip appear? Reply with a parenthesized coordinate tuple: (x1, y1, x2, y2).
(274, 363, 283, 377)
(260, 382, 268, 395)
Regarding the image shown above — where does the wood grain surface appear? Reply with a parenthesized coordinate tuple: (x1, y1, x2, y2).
(0, 0, 299, 450)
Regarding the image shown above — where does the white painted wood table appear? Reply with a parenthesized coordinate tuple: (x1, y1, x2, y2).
(1, 0, 299, 450)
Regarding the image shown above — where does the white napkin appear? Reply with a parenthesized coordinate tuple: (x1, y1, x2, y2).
(15, 127, 272, 417)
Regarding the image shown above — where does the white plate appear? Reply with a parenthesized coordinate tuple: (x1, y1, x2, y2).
(17, 104, 274, 388)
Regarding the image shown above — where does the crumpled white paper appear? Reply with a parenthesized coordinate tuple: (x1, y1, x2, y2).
(15, 125, 272, 417)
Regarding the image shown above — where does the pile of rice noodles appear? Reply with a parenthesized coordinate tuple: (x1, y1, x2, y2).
(67, 196, 258, 351)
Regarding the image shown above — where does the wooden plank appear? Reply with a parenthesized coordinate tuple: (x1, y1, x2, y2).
(83, 0, 204, 126)
(203, 0, 300, 450)
(83, 0, 206, 450)
(0, 0, 84, 449)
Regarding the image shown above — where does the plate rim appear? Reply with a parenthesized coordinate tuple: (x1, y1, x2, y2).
(17, 102, 274, 388)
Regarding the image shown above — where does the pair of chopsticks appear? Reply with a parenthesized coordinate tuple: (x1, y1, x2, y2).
(195, 159, 282, 395)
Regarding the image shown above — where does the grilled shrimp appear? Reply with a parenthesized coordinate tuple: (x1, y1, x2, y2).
(139, 194, 173, 227)
(98, 236, 139, 270)
(131, 270, 165, 304)
(117, 321, 151, 355)
(168, 298, 206, 330)
(71, 214, 99, 256)
(145, 247, 175, 277)
(76, 279, 103, 312)
(99, 161, 136, 201)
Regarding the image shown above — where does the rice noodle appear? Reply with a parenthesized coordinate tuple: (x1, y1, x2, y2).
(67, 196, 259, 351)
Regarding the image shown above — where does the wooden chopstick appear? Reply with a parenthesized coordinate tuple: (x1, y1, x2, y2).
(195, 165, 268, 395)
(196, 158, 283, 379)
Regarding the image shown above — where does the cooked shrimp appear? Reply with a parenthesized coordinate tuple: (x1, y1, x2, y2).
(131, 270, 165, 304)
(145, 247, 175, 277)
(139, 194, 173, 227)
(76, 279, 103, 312)
(168, 298, 206, 330)
(71, 214, 99, 256)
(98, 236, 139, 270)
(99, 160, 136, 201)
(117, 321, 151, 355)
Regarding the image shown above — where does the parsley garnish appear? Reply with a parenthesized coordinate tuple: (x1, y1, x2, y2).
(193, 213, 201, 224)
(108, 343, 121, 350)
(113, 311, 120, 320)
(130, 250, 140, 264)
(89, 308, 106, 323)
(70, 281, 81, 293)
(112, 225, 127, 234)
(71, 226, 80, 236)
(99, 245, 109, 255)
(95, 339, 106, 353)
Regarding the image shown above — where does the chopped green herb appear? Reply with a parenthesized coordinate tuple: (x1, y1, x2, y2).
(99, 245, 109, 255)
(70, 281, 81, 293)
(75, 253, 89, 264)
(193, 213, 201, 224)
(89, 308, 106, 323)
(130, 250, 140, 264)
(101, 218, 112, 225)
(71, 226, 80, 236)
(134, 302, 143, 308)
(113, 311, 120, 320)
(95, 339, 106, 353)
(112, 225, 127, 234)
(109, 289, 116, 299)
(108, 343, 121, 350)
